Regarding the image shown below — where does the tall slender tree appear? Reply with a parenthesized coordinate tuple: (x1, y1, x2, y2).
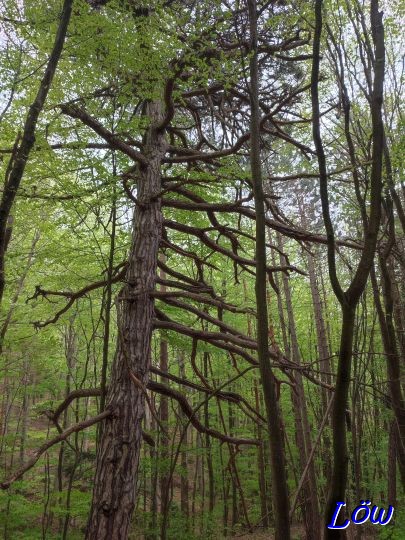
(248, 1, 290, 538)
(311, 0, 386, 534)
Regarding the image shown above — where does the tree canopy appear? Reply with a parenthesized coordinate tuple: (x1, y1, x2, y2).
(0, 0, 404, 539)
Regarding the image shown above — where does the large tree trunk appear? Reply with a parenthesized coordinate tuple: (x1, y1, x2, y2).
(85, 101, 166, 540)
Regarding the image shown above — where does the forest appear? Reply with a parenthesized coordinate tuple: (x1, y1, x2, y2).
(0, 0, 403, 539)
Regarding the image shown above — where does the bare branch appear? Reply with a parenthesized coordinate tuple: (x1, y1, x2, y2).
(60, 104, 148, 166)
(0, 409, 112, 490)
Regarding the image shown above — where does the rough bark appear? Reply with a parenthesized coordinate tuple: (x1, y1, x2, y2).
(85, 101, 166, 540)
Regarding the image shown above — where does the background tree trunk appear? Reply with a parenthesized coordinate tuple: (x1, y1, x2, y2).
(248, 2, 290, 538)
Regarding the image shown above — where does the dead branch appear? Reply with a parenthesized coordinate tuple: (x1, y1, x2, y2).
(0, 409, 112, 490)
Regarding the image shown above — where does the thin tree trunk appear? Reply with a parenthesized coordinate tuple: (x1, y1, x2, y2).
(203, 352, 215, 514)
(305, 244, 332, 481)
(388, 262, 405, 363)
(159, 340, 170, 539)
(148, 411, 158, 540)
(325, 305, 356, 536)
(277, 233, 320, 539)
(228, 401, 238, 529)
(0, 0, 73, 305)
(370, 263, 405, 486)
(191, 429, 199, 535)
(387, 420, 397, 508)
(178, 352, 189, 523)
(62, 399, 81, 540)
(299, 204, 332, 388)
(248, 2, 290, 538)
(159, 262, 170, 532)
(254, 380, 269, 529)
(244, 278, 269, 530)
(58, 320, 77, 535)
(226, 399, 251, 531)
(99, 186, 117, 417)
(0, 230, 40, 353)
(19, 363, 29, 467)
(311, 2, 385, 534)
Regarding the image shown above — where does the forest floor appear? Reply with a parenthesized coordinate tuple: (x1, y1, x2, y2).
(233, 525, 304, 539)
(235, 526, 378, 539)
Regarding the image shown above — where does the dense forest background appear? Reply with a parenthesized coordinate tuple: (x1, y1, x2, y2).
(0, 0, 403, 539)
